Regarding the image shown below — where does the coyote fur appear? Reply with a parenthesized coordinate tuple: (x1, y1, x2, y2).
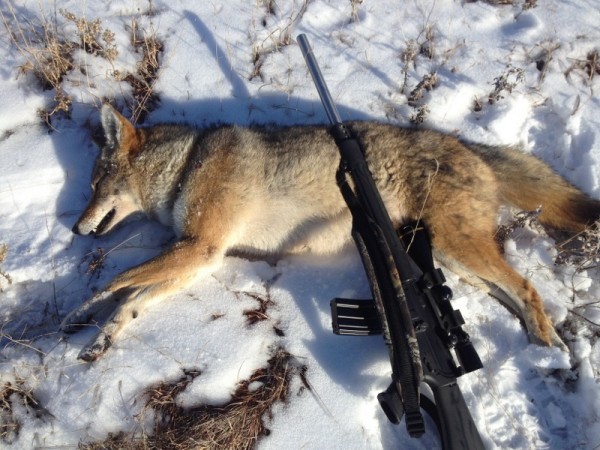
(63, 104, 600, 361)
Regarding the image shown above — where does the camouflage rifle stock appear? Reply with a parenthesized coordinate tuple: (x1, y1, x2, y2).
(297, 33, 485, 450)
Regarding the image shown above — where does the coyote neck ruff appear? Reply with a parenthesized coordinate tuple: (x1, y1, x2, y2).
(63, 104, 600, 362)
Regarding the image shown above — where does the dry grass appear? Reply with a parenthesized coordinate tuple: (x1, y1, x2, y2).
(565, 49, 600, 86)
(124, 17, 163, 123)
(1, 4, 75, 123)
(479, 0, 538, 9)
(61, 10, 118, 61)
(399, 26, 435, 95)
(81, 233, 147, 280)
(488, 65, 525, 104)
(494, 208, 543, 250)
(0, 378, 47, 444)
(350, 0, 364, 23)
(397, 24, 438, 126)
(400, 40, 419, 94)
(409, 105, 430, 125)
(1, 2, 163, 126)
(81, 347, 300, 450)
(0, 244, 11, 291)
(555, 225, 600, 271)
(84, 247, 106, 277)
(408, 72, 438, 107)
(243, 292, 275, 325)
(531, 40, 561, 87)
(250, 0, 309, 81)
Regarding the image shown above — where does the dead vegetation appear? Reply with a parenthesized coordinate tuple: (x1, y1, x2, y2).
(399, 25, 439, 126)
(81, 233, 147, 280)
(555, 225, 600, 271)
(243, 292, 275, 325)
(473, 65, 526, 112)
(494, 208, 543, 250)
(84, 247, 106, 277)
(399, 25, 436, 95)
(407, 72, 437, 125)
(1, 2, 163, 126)
(0, 244, 11, 291)
(0, 378, 47, 444)
(487, 65, 525, 104)
(529, 40, 561, 87)
(400, 40, 419, 94)
(350, 0, 364, 23)
(408, 72, 438, 107)
(407, 71, 437, 124)
(61, 10, 118, 61)
(409, 105, 430, 125)
(123, 17, 163, 123)
(475, 0, 537, 8)
(250, 0, 309, 81)
(81, 347, 301, 450)
(565, 49, 600, 86)
(1, 5, 76, 122)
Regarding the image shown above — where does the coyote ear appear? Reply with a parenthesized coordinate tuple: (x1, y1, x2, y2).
(100, 104, 136, 146)
(100, 104, 139, 156)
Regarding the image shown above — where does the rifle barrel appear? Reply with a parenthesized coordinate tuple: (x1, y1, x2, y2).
(297, 34, 343, 126)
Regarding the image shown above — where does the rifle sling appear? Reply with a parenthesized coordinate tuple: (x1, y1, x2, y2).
(337, 165, 425, 436)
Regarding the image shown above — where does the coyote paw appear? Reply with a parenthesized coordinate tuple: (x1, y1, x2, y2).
(78, 332, 113, 362)
(60, 291, 114, 334)
(530, 327, 569, 353)
(550, 328, 569, 353)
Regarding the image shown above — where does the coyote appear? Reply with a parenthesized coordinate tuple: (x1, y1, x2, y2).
(63, 104, 600, 361)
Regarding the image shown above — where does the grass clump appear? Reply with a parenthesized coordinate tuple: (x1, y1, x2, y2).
(61, 10, 118, 61)
(81, 347, 301, 450)
(124, 17, 163, 123)
(1, 2, 163, 126)
(0, 378, 47, 444)
(1, 5, 75, 122)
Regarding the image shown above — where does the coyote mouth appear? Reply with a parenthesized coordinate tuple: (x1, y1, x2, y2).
(94, 208, 116, 235)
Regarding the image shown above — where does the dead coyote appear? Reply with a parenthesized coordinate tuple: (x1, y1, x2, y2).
(62, 104, 600, 361)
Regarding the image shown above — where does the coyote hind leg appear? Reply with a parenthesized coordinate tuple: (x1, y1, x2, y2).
(431, 222, 567, 351)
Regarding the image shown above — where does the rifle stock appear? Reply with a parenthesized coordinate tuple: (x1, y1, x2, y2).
(429, 382, 484, 449)
(297, 33, 485, 449)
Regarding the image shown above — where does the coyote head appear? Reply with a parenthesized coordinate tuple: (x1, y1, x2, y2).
(72, 105, 143, 236)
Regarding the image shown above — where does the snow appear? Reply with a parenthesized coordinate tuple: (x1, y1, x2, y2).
(1, 0, 599, 449)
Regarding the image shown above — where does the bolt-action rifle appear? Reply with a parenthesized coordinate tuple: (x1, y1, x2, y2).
(297, 34, 485, 450)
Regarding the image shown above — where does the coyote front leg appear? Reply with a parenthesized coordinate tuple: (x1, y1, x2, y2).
(61, 237, 225, 361)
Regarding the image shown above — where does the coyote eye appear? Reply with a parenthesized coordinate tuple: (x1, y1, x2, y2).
(91, 172, 101, 189)
(91, 168, 106, 191)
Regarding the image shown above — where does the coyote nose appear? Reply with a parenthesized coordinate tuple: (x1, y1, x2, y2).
(72, 223, 82, 235)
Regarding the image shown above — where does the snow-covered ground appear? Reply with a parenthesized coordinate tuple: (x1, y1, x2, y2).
(1, 0, 599, 448)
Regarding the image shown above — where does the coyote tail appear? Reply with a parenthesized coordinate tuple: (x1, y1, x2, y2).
(471, 144, 600, 232)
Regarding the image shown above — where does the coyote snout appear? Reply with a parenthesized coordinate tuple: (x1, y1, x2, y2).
(62, 104, 600, 361)
(72, 192, 137, 236)
(72, 207, 116, 236)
